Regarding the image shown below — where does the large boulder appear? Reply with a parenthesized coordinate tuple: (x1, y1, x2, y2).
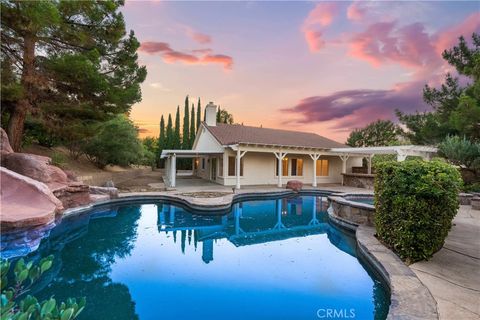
(53, 183, 91, 209)
(2, 152, 69, 188)
(286, 180, 303, 192)
(1, 167, 63, 231)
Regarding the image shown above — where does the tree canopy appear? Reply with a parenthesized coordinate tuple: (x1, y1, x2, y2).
(397, 33, 480, 144)
(346, 120, 403, 147)
(1, 0, 146, 150)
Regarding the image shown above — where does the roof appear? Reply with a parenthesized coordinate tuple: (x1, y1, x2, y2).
(205, 123, 346, 149)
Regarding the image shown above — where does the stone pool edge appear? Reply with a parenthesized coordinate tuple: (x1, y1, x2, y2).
(59, 190, 439, 320)
(328, 210, 439, 320)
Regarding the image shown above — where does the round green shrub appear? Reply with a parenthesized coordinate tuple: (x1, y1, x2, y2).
(374, 159, 462, 263)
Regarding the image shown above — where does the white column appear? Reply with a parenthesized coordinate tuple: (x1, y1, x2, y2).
(235, 149, 247, 189)
(367, 154, 373, 174)
(309, 153, 321, 187)
(339, 155, 349, 186)
(274, 152, 287, 188)
(171, 154, 177, 188)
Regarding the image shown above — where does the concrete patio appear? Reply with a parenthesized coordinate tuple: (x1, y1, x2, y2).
(410, 205, 480, 320)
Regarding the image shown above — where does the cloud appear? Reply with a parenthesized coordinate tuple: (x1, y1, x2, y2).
(434, 12, 480, 56)
(149, 82, 172, 92)
(282, 80, 428, 130)
(139, 41, 233, 70)
(346, 2, 367, 21)
(302, 2, 339, 52)
(348, 21, 441, 73)
(189, 31, 212, 44)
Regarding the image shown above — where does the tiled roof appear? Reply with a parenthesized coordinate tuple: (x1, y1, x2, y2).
(205, 123, 346, 149)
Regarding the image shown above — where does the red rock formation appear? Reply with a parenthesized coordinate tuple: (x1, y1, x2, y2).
(1, 167, 63, 230)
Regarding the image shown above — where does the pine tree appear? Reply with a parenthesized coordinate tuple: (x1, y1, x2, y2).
(196, 98, 202, 128)
(157, 115, 166, 166)
(174, 106, 181, 149)
(189, 103, 196, 147)
(166, 114, 173, 149)
(183, 96, 190, 149)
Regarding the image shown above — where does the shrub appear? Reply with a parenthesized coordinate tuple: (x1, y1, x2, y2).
(83, 115, 143, 168)
(1, 255, 85, 319)
(50, 151, 66, 167)
(438, 135, 480, 184)
(374, 159, 462, 263)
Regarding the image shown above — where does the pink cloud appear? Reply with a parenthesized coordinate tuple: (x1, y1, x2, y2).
(302, 2, 339, 52)
(434, 12, 480, 55)
(183, 26, 212, 44)
(348, 21, 441, 75)
(304, 2, 339, 27)
(304, 30, 326, 52)
(139, 41, 233, 70)
(202, 54, 233, 70)
(346, 2, 367, 21)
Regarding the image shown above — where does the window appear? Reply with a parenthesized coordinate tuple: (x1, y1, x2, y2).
(291, 158, 303, 176)
(276, 158, 288, 176)
(228, 156, 243, 176)
(316, 159, 329, 176)
(219, 157, 224, 176)
(201, 158, 205, 170)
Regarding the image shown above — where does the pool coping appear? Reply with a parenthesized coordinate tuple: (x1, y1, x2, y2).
(328, 210, 439, 320)
(58, 189, 438, 319)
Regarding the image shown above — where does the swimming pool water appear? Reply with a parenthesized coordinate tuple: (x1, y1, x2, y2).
(3, 196, 389, 319)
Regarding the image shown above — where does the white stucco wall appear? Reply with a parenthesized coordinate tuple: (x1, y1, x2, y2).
(212, 151, 362, 186)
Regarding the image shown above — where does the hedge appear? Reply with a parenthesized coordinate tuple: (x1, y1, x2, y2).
(374, 159, 462, 263)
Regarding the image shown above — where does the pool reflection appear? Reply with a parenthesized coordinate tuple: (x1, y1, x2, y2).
(3, 195, 389, 320)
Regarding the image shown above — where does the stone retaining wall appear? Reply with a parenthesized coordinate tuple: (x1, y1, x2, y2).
(342, 173, 375, 189)
(328, 195, 375, 226)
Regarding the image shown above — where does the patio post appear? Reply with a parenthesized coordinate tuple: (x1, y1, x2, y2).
(309, 153, 320, 187)
(367, 154, 373, 174)
(236, 148, 247, 189)
(171, 153, 176, 188)
(339, 154, 349, 185)
(274, 151, 287, 188)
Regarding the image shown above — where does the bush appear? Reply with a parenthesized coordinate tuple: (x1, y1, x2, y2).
(374, 159, 462, 263)
(50, 151, 66, 167)
(83, 115, 143, 168)
(1, 255, 85, 319)
(438, 135, 480, 184)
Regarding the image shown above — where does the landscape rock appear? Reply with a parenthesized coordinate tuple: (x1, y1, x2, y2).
(53, 183, 91, 209)
(2, 152, 69, 188)
(0, 128, 13, 154)
(1, 167, 63, 231)
(286, 180, 303, 192)
(89, 186, 119, 199)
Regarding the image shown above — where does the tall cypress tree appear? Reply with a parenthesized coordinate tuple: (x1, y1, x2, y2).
(157, 115, 166, 166)
(183, 95, 190, 149)
(174, 106, 181, 149)
(196, 98, 202, 129)
(189, 103, 196, 147)
(216, 106, 221, 123)
(166, 114, 173, 149)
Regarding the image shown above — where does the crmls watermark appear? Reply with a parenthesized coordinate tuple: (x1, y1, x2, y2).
(316, 308, 356, 319)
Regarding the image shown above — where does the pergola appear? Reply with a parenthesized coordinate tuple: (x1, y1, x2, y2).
(331, 145, 438, 175)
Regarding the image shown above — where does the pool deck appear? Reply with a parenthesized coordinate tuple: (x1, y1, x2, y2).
(410, 205, 480, 320)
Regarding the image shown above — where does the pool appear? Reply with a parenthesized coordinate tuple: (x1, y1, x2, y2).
(2, 195, 389, 319)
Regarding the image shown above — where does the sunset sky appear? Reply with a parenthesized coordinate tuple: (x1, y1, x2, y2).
(122, 1, 479, 143)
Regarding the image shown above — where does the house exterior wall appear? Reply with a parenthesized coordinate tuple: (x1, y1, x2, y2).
(197, 150, 362, 186)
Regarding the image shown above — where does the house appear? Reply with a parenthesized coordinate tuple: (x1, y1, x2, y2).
(161, 103, 437, 189)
